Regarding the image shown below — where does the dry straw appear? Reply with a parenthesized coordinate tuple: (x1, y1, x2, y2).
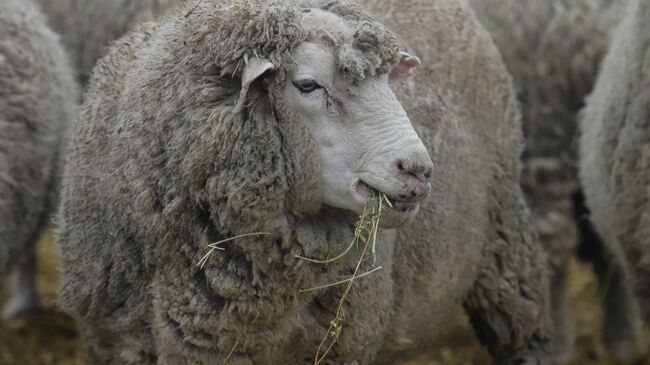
(297, 190, 388, 365)
(196, 232, 271, 269)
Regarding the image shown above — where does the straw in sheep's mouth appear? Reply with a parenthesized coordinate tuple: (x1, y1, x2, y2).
(357, 180, 418, 212)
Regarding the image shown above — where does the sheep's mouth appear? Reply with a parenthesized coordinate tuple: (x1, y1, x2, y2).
(355, 181, 419, 213)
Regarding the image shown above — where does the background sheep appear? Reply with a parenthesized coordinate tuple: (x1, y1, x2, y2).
(0, 0, 78, 318)
(57, 0, 550, 364)
(468, 1, 630, 362)
(35, 0, 183, 84)
(579, 0, 650, 362)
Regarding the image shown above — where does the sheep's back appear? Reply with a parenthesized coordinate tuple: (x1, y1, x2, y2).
(35, 0, 183, 83)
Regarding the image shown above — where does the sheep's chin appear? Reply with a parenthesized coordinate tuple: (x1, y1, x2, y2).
(344, 201, 419, 229)
(377, 205, 419, 228)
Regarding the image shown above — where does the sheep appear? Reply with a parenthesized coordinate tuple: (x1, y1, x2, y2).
(468, 0, 630, 362)
(579, 0, 650, 362)
(35, 0, 183, 84)
(56, 0, 551, 364)
(0, 0, 79, 319)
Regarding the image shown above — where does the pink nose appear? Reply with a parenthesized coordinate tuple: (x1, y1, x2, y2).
(396, 159, 433, 200)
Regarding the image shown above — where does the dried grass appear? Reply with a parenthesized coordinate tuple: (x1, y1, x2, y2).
(196, 232, 271, 269)
(297, 190, 388, 365)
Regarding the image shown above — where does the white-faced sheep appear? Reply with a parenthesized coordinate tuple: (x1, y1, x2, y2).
(57, 0, 550, 364)
(0, 0, 79, 318)
(579, 0, 650, 362)
(35, 0, 182, 83)
(468, 0, 631, 362)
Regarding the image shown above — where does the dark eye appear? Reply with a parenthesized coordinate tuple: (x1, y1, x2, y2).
(293, 79, 321, 93)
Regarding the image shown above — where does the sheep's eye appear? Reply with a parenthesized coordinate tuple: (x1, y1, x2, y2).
(293, 79, 321, 93)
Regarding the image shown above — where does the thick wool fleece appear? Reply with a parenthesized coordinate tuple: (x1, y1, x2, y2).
(35, 0, 182, 83)
(0, 0, 78, 289)
(580, 0, 650, 323)
(57, 0, 550, 364)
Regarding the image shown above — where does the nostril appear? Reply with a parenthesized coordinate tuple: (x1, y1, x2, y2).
(422, 165, 434, 181)
(410, 190, 417, 197)
(407, 171, 419, 180)
(397, 158, 433, 182)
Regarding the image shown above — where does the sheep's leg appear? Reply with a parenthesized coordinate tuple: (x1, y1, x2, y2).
(539, 216, 577, 365)
(547, 261, 574, 365)
(0, 178, 50, 319)
(585, 238, 645, 363)
(463, 186, 551, 365)
(574, 190, 646, 363)
(2, 243, 40, 319)
(597, 257, 646, 363)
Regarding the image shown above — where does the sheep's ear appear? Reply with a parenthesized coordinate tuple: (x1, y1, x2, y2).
(239, 57, 275, 101)
(389, 51, 420, 83)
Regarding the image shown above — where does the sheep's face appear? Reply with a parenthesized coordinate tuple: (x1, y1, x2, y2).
(280, 42, 433, 228)
(237, 9, 433, 228)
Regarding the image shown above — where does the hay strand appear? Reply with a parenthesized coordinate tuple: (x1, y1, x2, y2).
(299, 190, 387, 365)
(197, 232, 271, 269)
(299, 266, 383, 293)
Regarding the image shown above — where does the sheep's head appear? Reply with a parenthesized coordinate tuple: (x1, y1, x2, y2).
(235, 5, 433, 228)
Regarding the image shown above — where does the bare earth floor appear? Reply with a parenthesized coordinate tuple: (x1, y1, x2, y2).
(0, 232, 648, 365)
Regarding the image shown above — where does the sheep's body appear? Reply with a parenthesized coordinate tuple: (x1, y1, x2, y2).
(35, 0, 182, 83)
(57, 1, 549, 364)
(468, 1, 630, 362)
(579, 0, 650, 361)
(0, 0, 78, 317)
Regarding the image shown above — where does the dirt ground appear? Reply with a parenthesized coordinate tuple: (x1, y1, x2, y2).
(0, 232, 648, 365)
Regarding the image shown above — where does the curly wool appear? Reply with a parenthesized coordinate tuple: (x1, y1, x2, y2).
(58, 0, 550, 364)
(0, 0, 78, 289)
(319, 1, 401, 85)
(199, 0, 400, 89)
